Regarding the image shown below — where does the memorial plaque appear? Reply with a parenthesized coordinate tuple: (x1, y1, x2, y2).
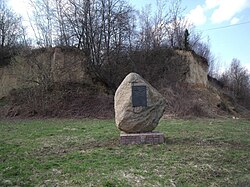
(132, 85, 147, 107)
(115, 72, 166, 134)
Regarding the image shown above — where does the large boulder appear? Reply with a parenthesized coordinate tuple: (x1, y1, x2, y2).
(115, 72, 166, 133)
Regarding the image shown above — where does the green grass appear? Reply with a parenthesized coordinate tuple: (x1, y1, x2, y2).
(0, 119, 250, 186)
(0, 97, 7, 107)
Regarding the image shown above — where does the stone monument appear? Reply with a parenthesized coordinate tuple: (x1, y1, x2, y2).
(114, 72, 166, 144)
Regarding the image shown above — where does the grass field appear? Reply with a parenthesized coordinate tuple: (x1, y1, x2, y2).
(0, 118, 250, 186)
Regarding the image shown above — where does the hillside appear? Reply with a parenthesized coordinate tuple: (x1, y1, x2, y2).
(0, 47, 249, 119)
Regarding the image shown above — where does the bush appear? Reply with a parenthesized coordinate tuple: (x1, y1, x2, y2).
(5, 82, 114, 118)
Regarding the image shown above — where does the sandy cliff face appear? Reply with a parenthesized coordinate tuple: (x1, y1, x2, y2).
(176, 50, 208, 87)
(0, 66, 18, 99)
(51, 47, 88, 82)
(0, 47, 90, 98)
(0, 48, 209, 98)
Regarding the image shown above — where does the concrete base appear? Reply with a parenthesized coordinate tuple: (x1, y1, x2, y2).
(120, 131, 165, 145)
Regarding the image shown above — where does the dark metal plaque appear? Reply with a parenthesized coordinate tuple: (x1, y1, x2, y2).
(132, 85, 147, 107)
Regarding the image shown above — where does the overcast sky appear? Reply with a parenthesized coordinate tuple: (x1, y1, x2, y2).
(9, 0, 250, 71)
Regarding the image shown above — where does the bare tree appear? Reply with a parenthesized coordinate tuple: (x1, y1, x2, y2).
(190, 36, 216, 75)
(24, 0, 136, 91)
(53, 0, 75, 46)
(29, 0, 55, 47)
(25, 0, 219, 91)
(137, 4, 154, 50)
(219, 59, 249, 99)
(165, 0, 190, 48)
(62, 0, 135, 90)
(152, 0, 169, 48)
(226, 59, 249, 98)
(0, 0, 26, 66)
(137, 0, 194, 50)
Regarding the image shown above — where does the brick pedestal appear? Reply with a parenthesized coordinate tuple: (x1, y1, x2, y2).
(120, 131, 165, 145)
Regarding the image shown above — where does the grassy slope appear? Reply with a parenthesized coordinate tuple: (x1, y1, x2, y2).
(0, 119, 249, 187)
